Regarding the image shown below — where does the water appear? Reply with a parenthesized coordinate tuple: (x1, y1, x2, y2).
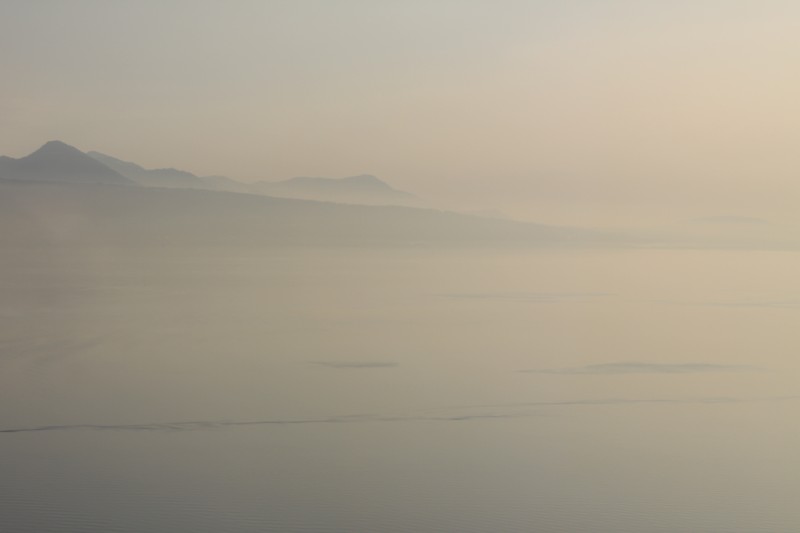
(2, 246, 800, 532)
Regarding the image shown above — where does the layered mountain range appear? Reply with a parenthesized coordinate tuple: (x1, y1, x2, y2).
(1, 140, 419, 206)
(0, 141, 604, 248)
(0, 141, 135, 186)
(86, 148, 419, 206)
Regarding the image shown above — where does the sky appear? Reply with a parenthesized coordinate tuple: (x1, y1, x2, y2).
(3, 0, 800, 226)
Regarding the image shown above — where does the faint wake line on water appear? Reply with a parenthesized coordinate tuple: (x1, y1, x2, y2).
(0, 419, 346, 434)
(3, 395, 799, 434)
(0, 412, 537, 434)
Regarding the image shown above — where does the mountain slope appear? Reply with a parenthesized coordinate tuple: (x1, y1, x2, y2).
(251, 174, 418, 205)
(0, 141, 135, 186)
(87, 151, 249, 192)
(89, 150, 419, 206)
(0, 180, 601, 248)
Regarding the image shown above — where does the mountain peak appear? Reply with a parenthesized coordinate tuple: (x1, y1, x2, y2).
(252, 173, 417, 205)
(31, 140, 84, 157)
(42, 140, 73, 148)
(0, 141, 136, 186)
(345, 174, 381, 183)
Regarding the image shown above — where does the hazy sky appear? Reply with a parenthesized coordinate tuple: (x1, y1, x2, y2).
(4, 0, 800, 225)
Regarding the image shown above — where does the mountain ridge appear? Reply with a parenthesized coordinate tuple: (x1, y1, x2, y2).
(0, 141, 135, 186)
(0, 141, 616, 249)
(250, 173, 418, 205)
(0, 178, 602, 248)
(87, 149, 417, 205)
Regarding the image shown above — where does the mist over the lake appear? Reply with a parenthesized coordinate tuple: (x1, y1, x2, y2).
(4, 2, 800, 532)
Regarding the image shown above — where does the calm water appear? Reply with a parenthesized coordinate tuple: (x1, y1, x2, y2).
(2, 246, 800, 532)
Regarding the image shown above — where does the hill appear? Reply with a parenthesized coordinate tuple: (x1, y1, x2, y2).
(250, 174, 419, 206)
(87, 151, 250, 193)
(0, 180, 598, 248)
(88, 150, 416, 206)
(0, 141, 135, 186)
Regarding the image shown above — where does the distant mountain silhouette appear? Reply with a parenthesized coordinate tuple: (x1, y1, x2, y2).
(0, 141, 135, 185)
(87, 151, 250, 193)
(251, 174, 418, 206)
(88, 151, 414, 206)
(0, 180, 602, 248)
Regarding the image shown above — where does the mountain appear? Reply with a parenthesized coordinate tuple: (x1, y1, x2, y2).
(89, 150, 419, 206)
(0, 179, 602, 248)
(251, 174, 419, 206)
(87, 151, 249, 193)
(0, 141, 135, 186)
(0, 142, 618, 248)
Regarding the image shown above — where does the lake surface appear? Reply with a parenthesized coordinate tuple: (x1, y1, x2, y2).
(3, 246, 800, 532)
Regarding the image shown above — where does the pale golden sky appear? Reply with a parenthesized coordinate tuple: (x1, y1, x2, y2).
(3, 1, 800, 226)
